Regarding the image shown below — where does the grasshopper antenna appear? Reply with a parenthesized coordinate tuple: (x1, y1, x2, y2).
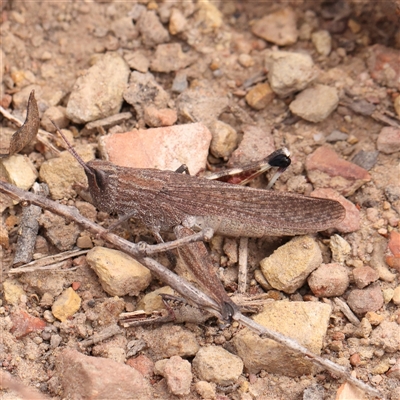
(50, 119, 95, 178)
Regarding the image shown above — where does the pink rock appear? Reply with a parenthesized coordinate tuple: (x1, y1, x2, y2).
(386, 230, 400, 272)
(56, 349, 151, 399)
(311, 188, 360, 233)
(127, 354, 155, 378)
(370, 321, 400, 353)
(143, 106, 178, 127)
(99, 123, 212, 175)
(347, 283, 384, 315)
(227, 124, 274, 167)
(163, 356, 192, 396)
(306, 146, 371, 196)
(308, 263, 349, 297)
(353, 266, 379, 289)
(367, 44, 400, 90)
(10, 309, 46, 339)
(377, 127, 400, 154)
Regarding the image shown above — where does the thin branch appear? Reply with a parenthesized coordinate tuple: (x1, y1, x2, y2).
(9, 249, 89, 274)
(238, 237, 248, 294)
(13, 183, 48, 266)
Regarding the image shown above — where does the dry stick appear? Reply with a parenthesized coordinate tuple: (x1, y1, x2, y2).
(0, 104, 59, 154)
(0, 181, 381, 398)
(13, 183, 48, 266)
(8, 249, 89, 274)
(237, 237, 248, 294)
(333, 297, 361, 326)
(79, 324, 121, 348)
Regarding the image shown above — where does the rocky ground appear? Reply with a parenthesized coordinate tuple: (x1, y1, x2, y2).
(1, 1, 400, 399)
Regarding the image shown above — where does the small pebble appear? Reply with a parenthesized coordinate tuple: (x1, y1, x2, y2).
(171, 70, 188, 93)
(392, 286, 400, 305)
(136, 286, 175, 313)
(377, 127, 400, 154)
(311, 30, 332, 56)
(143, 106, 177, 127)
(347, 284, 384, 315)
(209, 120, 238, 159)
(266, 50, 317, 97)
(10, 309, 46, 339)
(289, 84, 339, 123)
(329, 234, 351, 264)
(126, 354, 154, 378)
(260, 235, 322, 294)
(368, 44, 400, 90)
(251, 7, 298, 46)
(194, 1, 223, 33)
(3, 279, 26, 305)
(195, 381, 216, 400)
(352, 266, 379, 289)
(370, 321, 400, 352)
(232, 302, 331, 376)
(136, 10, 169, 46)
(124, 51, 149, 73)
(0, 154, 38, 190)
(351, 150, 379, 171)
(192, 346, 243, 385)
(150, 43, 194, 73)
(383, 288, 394, 304)
(52, 287, 82, 322)
(245, 82, 275, 110)
(238, 53, 254, 68)
(66, 53, 130, 124)
(156, 356, 192, 396)
(326, 130, 348, 142)
(169, 8, 187, 35)
(86, 246, 151, 297)
(308, 263, 349, 297)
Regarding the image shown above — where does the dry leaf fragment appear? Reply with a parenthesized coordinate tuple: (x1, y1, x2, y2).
(7, 90, 40, 156)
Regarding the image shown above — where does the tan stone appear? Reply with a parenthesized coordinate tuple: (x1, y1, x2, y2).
(3, 278, 26, 305)
(52, 287, 81, 322)
(0, 154, 38, 190)
(245, 83, 274, 110)
(232, 302, 331, 376)
(260, 235, 322, 294)
(87, 247, 151, 297)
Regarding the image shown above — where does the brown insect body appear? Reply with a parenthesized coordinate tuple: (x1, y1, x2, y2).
(82, 159, 345, 237)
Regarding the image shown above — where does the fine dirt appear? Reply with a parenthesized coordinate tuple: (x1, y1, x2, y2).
(1, 1, 400, 400)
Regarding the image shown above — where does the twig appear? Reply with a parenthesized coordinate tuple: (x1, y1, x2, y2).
(79, 324, 121, 348)
(0, 180, 381, 398)
(0, 104, 59, 154)
(8, 249, 89, 274)
(333, 297, 361, 326)
(238, 237, 248, 294)
(13, 183, 48, 266)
